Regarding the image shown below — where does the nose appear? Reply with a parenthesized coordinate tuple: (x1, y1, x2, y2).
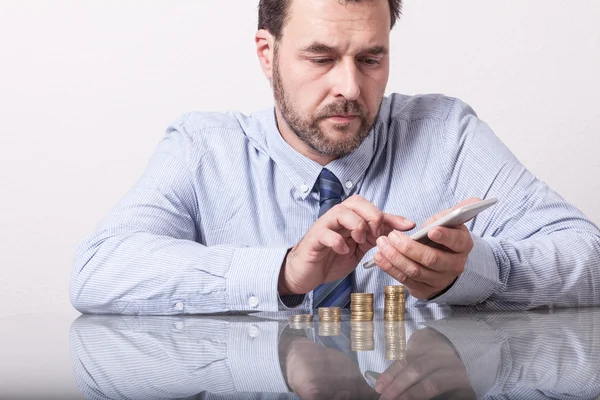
(331, 58, 361, 101)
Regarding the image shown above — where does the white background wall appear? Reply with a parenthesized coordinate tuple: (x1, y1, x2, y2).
(1, 0, 599, 321)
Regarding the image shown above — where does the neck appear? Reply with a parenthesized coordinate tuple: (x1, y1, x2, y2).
(274, 106, 336, 166)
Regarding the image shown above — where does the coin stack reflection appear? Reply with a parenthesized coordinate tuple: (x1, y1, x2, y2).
(288, 314, 314, 330)
(384, 321, 407, 360)
(318, 321, 341, 336)
(351, 321, 375, 351)
(384, 285, 406, 321)
(350, 293, 374, 321)
(318, 307, 341, 336)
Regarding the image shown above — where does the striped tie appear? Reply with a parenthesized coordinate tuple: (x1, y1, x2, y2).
(313, 168, 353, 309)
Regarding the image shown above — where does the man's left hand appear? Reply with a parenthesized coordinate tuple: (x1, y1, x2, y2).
(373, 198, 479, 300)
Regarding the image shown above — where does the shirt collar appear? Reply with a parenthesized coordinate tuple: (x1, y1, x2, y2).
(256, 107, 377, 199)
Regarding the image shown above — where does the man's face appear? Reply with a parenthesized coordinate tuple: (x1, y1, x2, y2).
(272, 0, 391, 159)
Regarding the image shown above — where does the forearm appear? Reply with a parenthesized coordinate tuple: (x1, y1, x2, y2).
(70, 230, 291, 314)
(487, 228, 600, 308)
(430, 228, 600, 309)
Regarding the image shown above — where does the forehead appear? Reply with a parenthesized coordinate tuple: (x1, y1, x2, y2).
(282, 0, 390, 50)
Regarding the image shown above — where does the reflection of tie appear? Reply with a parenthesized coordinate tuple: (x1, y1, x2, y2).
(313, 168, 353, 309)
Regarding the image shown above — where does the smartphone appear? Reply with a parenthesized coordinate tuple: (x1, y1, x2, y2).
(363, 197, 498, 269)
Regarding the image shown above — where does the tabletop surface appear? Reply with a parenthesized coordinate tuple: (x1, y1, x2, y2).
(2, 306, 600, 400)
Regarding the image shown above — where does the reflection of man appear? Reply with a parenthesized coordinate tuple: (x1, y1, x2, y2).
(70, 309, 600, 399)
(71, 0, 600, 315)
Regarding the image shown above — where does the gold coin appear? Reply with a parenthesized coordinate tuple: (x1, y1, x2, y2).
(384, 285, 406, 292)
(318, 307, 341, 314)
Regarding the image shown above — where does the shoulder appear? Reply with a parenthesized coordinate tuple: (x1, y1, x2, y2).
(382, 93, 474, 122)
(162, 110, 266, 158)
(169, 110, 245, 136)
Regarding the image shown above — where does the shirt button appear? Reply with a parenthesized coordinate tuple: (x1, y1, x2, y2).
(248, 325, 260, 338)
(174, 322, 184, 331)
(300, 184, 310, 193)
(345, 181, 353, 189)
(248, 296, 259, 308)
(175, 302, 184, 311)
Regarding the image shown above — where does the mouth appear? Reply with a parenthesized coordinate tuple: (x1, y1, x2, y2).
(325, 115, 359, 123)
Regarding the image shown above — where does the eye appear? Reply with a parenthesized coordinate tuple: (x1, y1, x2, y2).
(310, 58, 334, 65)
(360, 58, 381, 66)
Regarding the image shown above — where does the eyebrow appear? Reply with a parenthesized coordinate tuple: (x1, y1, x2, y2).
(300, 43, 388, 56)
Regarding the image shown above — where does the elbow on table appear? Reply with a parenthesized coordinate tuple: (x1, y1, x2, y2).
(69, 239, 113, 315)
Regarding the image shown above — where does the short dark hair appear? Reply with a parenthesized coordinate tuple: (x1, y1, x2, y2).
(258, 0, 402, 40)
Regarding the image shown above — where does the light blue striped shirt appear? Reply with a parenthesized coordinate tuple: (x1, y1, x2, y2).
(70, 93, 600, 315)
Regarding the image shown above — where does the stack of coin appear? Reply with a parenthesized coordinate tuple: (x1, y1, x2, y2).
(318, 321, 341, 336)
(288, 314, 314, 330)
(318, 307, 341, 322)
(350, 293, 374, 321)
(351, 321, 375, 351)
(384, 285, 406, 321)
(384, 321, 407, 360)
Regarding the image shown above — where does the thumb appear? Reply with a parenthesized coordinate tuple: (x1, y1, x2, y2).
(422, 197, 481, 228)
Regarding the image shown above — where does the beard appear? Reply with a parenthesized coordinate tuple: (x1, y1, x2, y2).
(272, 46, 377, 159)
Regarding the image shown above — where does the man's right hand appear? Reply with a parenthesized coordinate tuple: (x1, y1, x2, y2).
(279, 195, 416, 296)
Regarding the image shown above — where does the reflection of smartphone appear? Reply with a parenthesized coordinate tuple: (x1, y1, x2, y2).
(363, 198, 498, 269)
(364, 370, 381, 385)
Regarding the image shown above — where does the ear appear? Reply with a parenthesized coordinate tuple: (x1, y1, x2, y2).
(256, 29, 276, 80)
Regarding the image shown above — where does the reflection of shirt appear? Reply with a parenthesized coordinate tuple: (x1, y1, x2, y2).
(70, 94, 600, 315)
(70, 316, 297, 400)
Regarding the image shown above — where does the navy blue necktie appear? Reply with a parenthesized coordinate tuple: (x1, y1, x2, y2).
(313, 168, 353, 309)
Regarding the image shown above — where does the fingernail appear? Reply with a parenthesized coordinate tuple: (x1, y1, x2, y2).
(377, 237, 389, 248)
(389, 230, 401, 244)
(430, 230, 442, 240)
(375, 383, 383, 393)
(361, 231, 368, 243)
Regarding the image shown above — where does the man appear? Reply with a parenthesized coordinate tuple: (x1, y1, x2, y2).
(70, 0, 600, 315)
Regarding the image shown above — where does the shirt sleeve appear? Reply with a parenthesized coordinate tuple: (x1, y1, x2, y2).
(429, 98, 600, 309)
(70, 116, 294, 315)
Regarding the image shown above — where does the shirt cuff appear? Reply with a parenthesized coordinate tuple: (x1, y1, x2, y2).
(427, 234, 500, 305)
(228, 321, 290, 393)
(227, 247, 290, 312)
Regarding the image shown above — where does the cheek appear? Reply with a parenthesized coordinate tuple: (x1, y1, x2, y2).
(290, 76, 330, 113)
(363, 73, 388, 114)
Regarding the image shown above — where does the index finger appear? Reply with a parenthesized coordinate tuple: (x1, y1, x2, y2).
(342, 195, 414, 237)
